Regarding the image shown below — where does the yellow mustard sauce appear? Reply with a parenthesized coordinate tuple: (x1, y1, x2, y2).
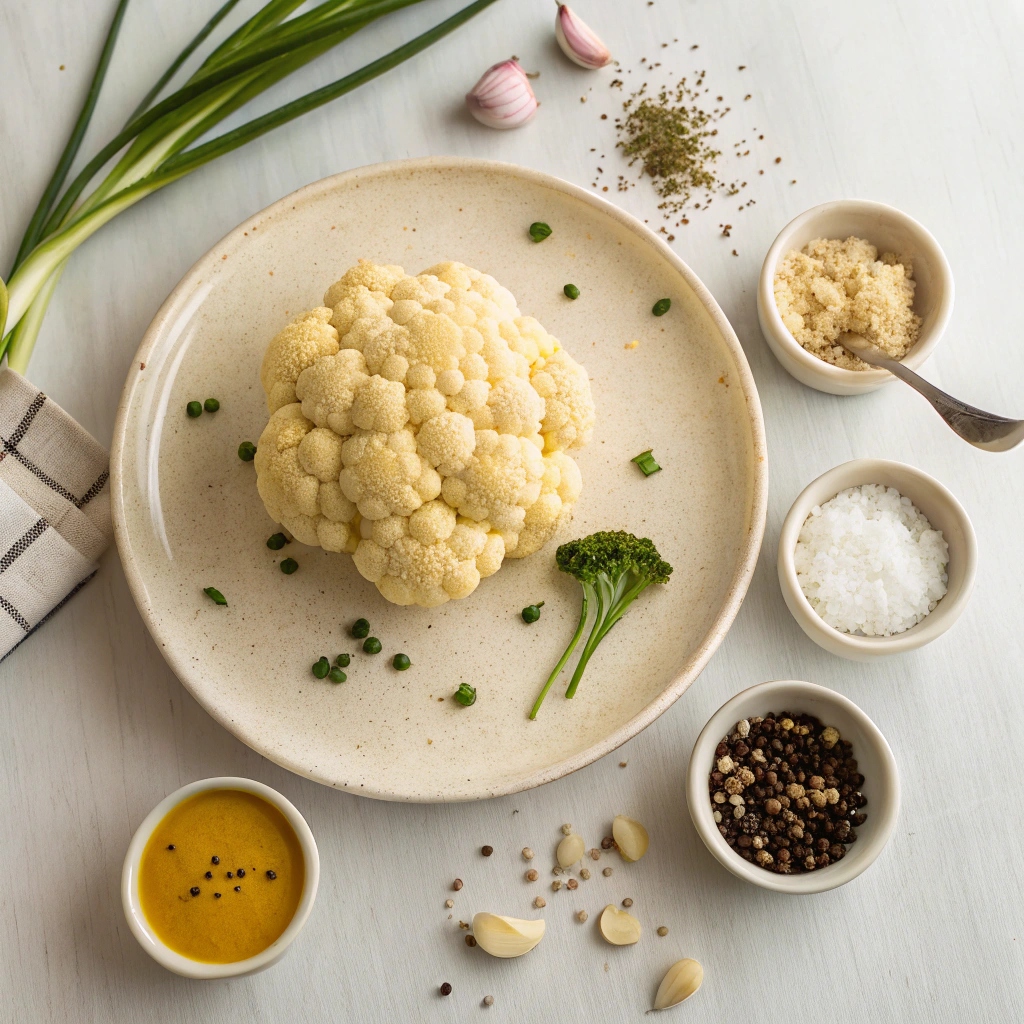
(138, 789, 305, 963)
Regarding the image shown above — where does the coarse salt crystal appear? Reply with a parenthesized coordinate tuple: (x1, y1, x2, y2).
(794, 484, 948, 637)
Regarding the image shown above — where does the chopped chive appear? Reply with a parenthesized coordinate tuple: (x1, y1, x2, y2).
(186, 400, 202, 418)
(312, 656, 330, 679)
(529, 221, 552, 243)
(203, 586, 227, 606)
(363, 637, 382, 655)
(204, 398, 220, 413)
(351, 618, 370, 639)
(521, 602, 544, 623)
(335, 653, 350, 667)
(392, 653, 411, 671)
(563, 283, 580, 300)
(328, 667, 347, 684)
(652, 297, 671, 316)
(266, 533, 288, 550)
(279, 557, 298, 574)
(454, 683, 477, 707)
(238, 440, 257, 461)
(631, 449, 662, 476)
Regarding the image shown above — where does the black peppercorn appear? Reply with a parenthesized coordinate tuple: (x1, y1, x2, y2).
(439, 983, 453, 997)
(266, 870, 277, 880)
(211, 856, 220, 865)
(205, 871, 213, 879)
(234, 886, 241, 892)
(166, 844, 176, 850)
(227, 872, 233, 878)
(214, 892, 222, 898)
(481, 845, 493, 857)
(190, 887, 200, 896)
(236, 868, 245, 878)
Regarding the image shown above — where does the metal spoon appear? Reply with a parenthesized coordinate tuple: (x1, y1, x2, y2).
(840, 333, 1024, 452)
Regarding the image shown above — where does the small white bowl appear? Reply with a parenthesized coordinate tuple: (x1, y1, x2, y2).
(757, 200, 954, 395)
(687, 679, 900, 894)
(778, 459, 977, 661)
(122, 777, 319, 978)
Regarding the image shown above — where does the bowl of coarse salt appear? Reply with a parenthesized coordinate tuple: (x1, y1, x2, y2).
(758, 200, 954, 395)
(777, 459, 977, 660)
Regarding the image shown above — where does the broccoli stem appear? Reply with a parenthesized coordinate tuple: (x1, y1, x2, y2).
(528, 583, 592, 720)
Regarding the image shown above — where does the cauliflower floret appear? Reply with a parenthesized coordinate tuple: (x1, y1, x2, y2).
(253, 260, 595, 607)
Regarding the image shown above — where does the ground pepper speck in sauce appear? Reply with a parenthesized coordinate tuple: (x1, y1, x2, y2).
(709, 713, 867, 873)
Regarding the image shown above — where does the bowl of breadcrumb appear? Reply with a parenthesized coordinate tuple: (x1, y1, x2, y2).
(757, 200, 954, 395)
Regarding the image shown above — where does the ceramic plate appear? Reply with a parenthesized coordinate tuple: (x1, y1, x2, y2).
(112, 157, 767, 802)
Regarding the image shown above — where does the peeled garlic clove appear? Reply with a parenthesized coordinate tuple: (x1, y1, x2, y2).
(653, 959, 703, 1010)
(465, 59, 538, 130)
(612, 814, 649, 862)
(598, 904, 641, 945)
(556, 832, 585, 867)
(555, 4, 612, 69)
(472, 913, 546, 958)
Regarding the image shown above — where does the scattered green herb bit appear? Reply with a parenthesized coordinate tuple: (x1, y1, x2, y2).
(351, 618, 370, 639)
(363, 637, 382, 655)
(563, 283, 580, 300)
(335, 653, 351, 668)
(631, 449, 662, 476)
(280, 557, 298, 574)
(328, 667, 347, 684)
(454, 683, 477, 707)
(204, 398, 220, 413)
(529, 221, 552, 243)
(203, 587, 227, 606)
(266, 533, 288, 550)
(652, 298, 671, 316)
(393, 653, 411, 671)
(521, 602, 545, 623)
(238, 441, 257, 462)
(530, 531, 673, 719)
(186, 401, 202, 418)
(312, 657, 330, 679)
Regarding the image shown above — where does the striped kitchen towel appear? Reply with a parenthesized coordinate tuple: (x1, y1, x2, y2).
(0, 368, 111, 659)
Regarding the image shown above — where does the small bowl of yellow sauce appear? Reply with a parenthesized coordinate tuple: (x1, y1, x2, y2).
(122, 778, 319, 978)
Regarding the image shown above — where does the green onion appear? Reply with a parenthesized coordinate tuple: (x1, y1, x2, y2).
(631, 449, 662, 476)
(392, 653, 411, 670)
(335, 653, 351, 667)
(563, 284, 579, 299)
(529, 222, 552, 243)
(203, 586, 227, 605)
(204, 397, 220, 412)
(0, 0, 500, 369)
(521, 602, 544, 623)
(652, 297, 671, 316)
(186, 400, 202, 418)
(328, 667, 347, 683)
(280, 557, 298, 574)
(351, 618, 370, 639)
(363, 637, 382, 655)
(312, 656, 330, 679)
(266, 532, 288, 549)
(238, 440, 257, 461)
(454, 683, 477, 707)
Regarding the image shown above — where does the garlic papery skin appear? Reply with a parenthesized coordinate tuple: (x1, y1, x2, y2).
(555, 5, 612, 69)
(652, 959, 704, 1011)
(472, 913, 546, 958)
(466, 59, 538, 130)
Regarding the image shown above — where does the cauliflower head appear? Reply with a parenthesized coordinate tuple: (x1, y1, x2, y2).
(254, 260, 595, 608)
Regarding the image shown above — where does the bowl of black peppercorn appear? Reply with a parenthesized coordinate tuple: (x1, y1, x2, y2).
(686, 679, 899, 894)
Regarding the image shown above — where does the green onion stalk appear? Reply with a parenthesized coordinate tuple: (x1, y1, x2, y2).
(0, 0, 499, 373)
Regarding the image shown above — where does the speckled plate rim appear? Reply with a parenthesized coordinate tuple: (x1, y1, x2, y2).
(111, 156, 768, 802)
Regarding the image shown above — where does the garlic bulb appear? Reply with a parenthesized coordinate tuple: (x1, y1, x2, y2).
(466, 59, 538, 129)
(471, 913, 546, 957)
(555, 5, 612, 69)
(612, 814, 649, 862)
(652, 959, 704, 1011)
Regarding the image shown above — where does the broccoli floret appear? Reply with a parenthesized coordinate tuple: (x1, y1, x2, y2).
(529, 531, 672, 719)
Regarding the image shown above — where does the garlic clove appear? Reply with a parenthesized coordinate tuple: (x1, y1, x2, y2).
(472, 913, 546, 958)
(555, 4, 612, 70)
(465, 59, 538, 130)
(598, 904, 641, 945)
(556, 832, 585, 868)
(652, 959, 703, 1010)
(612, 815, 649, 862)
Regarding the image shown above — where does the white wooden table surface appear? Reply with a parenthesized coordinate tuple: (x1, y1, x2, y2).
(3, 1, 1022, 1020)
